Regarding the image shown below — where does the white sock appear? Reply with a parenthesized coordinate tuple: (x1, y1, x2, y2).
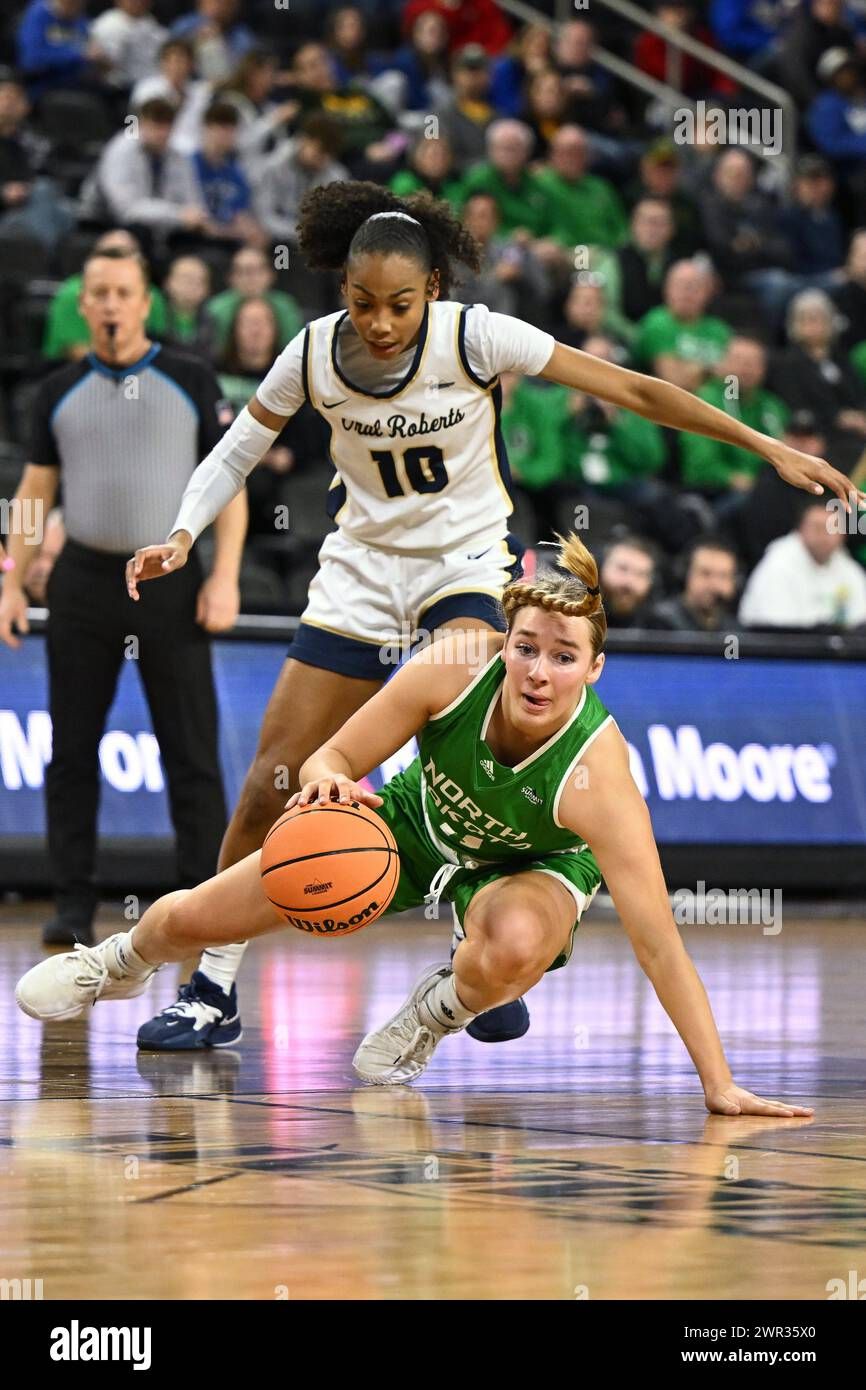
(112, 930, 156, 978)
(199, 941, 247, 993)
(420, 972, 477, 1031)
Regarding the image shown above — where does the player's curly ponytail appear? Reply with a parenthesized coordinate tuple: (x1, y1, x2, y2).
(296, 180, 481, 299)
(501, 533, 607, 657)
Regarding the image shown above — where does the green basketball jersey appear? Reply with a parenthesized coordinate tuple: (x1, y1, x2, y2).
(412, 650, 613, 869)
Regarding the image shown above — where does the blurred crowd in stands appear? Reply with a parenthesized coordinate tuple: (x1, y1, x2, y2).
(2, 0, 866, 634)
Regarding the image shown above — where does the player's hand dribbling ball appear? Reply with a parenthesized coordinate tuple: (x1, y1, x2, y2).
(260, 801, 399, 937)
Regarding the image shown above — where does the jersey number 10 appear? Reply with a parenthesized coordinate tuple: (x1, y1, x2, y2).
(371, 446, 449, 498)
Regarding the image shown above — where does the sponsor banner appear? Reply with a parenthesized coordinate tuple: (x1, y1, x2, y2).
(1, 640, 865, 844)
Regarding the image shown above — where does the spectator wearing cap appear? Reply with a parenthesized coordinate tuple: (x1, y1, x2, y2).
(42, 227, 168, 360)
(634, 259, 732, 391)
(769, 288, 866, 465)
(454, 192, 551, 321)
(616, 198, 677, 325)
(389, 134, 463, 206)
(204, 244, 302, 354)
(79, 97, 212, 240)
(648, 537, 740, 632)
(255, 114, 349, 248)
(170, 0, 255, 84)
(739, 496, 866, 630)
(778, 156, 846, 281)
(15, 0, 96, 99)
(533, 124, 629, 252)
(0, 68, 73, 251)
(440, 45, 495, 170)
(624, 140, 702, 256)
(831, 228, 866, 351)
(131, 38, 211, 157)
(191, 100, 266, 246)
(457, 119, 549, 236)
(807, 49, 866, 172)
(490, 23, 552, 119)
(679, 337, 788, 518)
(90, 0, 167, 90)
(778, 0, 857, 109)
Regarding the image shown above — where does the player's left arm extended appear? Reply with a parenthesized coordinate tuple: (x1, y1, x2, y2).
(559, 725, 812, 1117)
(538, 341, 862, 510)
(291, 636, 489, 809)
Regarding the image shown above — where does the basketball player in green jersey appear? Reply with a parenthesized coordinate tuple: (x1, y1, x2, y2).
(16, 533, 813, 1118)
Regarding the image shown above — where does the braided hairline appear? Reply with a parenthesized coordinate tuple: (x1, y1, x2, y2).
(501, 582, 597, 623)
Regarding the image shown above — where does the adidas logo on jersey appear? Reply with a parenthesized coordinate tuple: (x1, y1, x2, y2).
(521, 786, 543, 805)
(480, 759, 495, 779)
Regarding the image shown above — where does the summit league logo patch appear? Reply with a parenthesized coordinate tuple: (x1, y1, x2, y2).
(522, 786, 543, 805)
(480, 758, 495, 779)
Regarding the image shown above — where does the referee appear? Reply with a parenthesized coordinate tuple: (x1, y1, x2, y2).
(0, 246, 247, 945)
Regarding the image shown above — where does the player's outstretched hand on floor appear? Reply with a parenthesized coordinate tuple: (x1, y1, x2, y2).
(287, 774, 383, 810)
(704, 1082, 814, 1118)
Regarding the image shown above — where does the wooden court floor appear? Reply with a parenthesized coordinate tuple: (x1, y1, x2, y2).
(0, 901, 864, 1301)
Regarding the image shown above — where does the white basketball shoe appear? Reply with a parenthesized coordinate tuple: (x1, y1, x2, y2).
(352, 964, 464, 1086)
(16, 935, 158, 1022)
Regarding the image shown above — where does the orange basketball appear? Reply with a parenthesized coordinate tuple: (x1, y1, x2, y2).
(260, 801, 400, 937)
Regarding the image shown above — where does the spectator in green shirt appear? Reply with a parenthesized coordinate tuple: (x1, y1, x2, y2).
(499, 370, 572, 539)
(534, 125, 628, 253)
(566, 335, 666, 489)
(851, 339, 866, 388)
(634, 259, 732, 390)
(680, 338, 789, 509)
(389, 134, 464, 208)
(205, 245, 303, 354)
(160, 254, 218, 356)
(564, 333, 696, 550)
(456, 119, 550, 236)
(42, 228, 167, 361)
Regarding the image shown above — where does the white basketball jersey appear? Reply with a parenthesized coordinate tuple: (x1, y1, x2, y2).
(302, 300, 514, 555)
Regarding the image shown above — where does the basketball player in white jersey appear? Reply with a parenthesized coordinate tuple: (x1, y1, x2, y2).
(125, 180, 857, 1053)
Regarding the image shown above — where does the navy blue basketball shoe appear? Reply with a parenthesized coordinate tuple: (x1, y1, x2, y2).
(136, 970, 242, 1051)
(448, 940, 530, 1042)
(466, 997, 530, 1043)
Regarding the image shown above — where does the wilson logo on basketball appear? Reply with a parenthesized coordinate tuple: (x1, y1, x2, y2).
(286, 901, 380, 934)
(304, 880, 333, 895)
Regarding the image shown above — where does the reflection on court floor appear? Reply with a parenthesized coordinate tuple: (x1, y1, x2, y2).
(1, 905, 864, 1300)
